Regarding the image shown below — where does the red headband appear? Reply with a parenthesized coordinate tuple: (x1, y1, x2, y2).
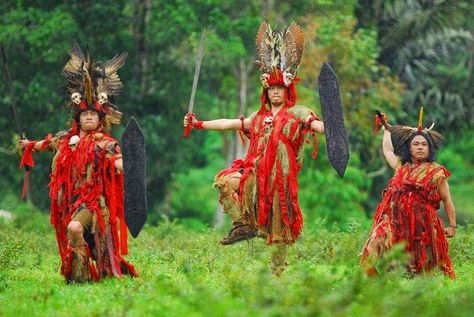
(259, 70, 299, 113)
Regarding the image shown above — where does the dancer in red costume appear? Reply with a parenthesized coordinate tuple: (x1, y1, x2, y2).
(18, 42, 137, 283)
(361, 108, 456, 278)
(184, 22, 325, 275)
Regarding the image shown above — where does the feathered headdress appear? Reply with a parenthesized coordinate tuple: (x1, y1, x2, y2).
(62, 41, 127, 129)
(255, 21, 305, 110)
(375, 106, 443, 156)
(255, 21, 304, 86)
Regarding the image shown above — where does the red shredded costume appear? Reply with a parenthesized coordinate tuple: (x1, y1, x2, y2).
(19, 42, 138, 283)
(362, 162, 455, 278)
(215, 105, 319, 244)
(212, 23, 322, 275)
(23, 126, 138, 282)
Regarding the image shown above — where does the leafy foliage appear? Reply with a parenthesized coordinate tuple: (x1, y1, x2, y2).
(0, 1, 472, 231)
(357, 0, 474, 129)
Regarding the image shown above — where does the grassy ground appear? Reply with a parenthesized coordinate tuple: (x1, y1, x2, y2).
(1, 212, 474, 317)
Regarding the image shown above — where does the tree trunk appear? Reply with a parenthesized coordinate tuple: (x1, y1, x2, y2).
(132, 0, 152, 98)
(235, 58, 250, 158)
(261, 0, 273, 18)
(213, 59, 251, 228)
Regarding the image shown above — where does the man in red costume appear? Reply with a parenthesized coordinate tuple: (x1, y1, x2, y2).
(184, 22, 324, 275)
(361, 108, 456, 278)
(18, 43, 137, 283)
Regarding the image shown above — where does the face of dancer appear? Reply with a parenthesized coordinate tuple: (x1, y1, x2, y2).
(410, 134, 430, 162)
(80, 110, 100, 132)
(268, 85, 285, 106)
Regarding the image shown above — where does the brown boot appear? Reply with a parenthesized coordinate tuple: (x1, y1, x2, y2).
(220, 223, 257, 245)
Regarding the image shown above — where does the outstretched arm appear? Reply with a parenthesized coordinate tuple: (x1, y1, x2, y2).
(305, 114, 324, 133)
(183, 114, 251, 131)
(439, 178, 456, 238)
(382, 128, 399, 169)
(17, 138, 50, 153)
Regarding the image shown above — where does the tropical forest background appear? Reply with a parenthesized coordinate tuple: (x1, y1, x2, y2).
(1, 1, 474, 316)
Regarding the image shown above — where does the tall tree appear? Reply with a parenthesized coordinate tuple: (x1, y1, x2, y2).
(357, 0, 474, 130)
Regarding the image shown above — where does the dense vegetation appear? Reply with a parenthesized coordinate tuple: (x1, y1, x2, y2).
(1, 1, 473, 315)
(1, 1, 473, 225)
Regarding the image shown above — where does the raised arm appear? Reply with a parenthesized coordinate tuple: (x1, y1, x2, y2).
(439, 178, 456, 238)
(183, 114, 251, 131)
(382, 128, 399, 169)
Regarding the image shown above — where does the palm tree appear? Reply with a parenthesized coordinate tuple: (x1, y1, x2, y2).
(358, 0, 474, 129)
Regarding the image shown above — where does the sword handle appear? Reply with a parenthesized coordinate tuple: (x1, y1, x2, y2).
(183, 113, 194, 138)
(375, 110, 390, 130)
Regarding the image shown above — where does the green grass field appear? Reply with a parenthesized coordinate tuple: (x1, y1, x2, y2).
(1, 212, 474, 317)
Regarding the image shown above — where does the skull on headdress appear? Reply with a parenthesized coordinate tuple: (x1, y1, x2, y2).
(71, 92, 82, 105)
(62, 41, 125, 131)
(98, 92, 108, 105)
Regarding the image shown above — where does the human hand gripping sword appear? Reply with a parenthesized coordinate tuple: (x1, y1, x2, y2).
(375, 110, 391, 131)
(184, 31, 206, 137)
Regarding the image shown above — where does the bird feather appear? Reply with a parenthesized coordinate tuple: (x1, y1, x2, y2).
(255, 22, 273, 73)
(281, 22, 304, 74)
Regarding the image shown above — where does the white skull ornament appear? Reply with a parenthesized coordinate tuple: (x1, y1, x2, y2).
(71, 92, 81, 105)
(69, 135, 80, 151)
(98, 93, 108, 105)
(283, 71, 294, 87)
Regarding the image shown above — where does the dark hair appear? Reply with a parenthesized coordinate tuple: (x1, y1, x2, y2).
(400, 132, 436, 164)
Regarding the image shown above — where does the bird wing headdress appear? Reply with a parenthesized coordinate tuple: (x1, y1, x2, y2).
(62, 41, 127, 127)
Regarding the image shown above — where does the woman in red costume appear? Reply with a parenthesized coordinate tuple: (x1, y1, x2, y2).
(184, 22, 325, 275)
(361, 108, 456, 278)
(18, 42, 137, 283)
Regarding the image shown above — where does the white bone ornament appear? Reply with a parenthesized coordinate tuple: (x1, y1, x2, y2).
(71, 92, 81, 105)
(98, 93, 108, 105)
(69, 135, 80, 151)
(283, 71, 293, 87)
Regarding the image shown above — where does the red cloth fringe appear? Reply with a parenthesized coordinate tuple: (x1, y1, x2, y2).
(49, 130, 135, 282)
(219, 107, 318, 243)
(362, 163, 455, 279)
(19, 141, 36, 169)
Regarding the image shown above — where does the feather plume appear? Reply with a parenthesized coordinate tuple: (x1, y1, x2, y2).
(389, 124, 444, 155)
(427, 130, 444, 148)
(255, 22, 273, 73)
(281, 22, 304, 74)
(255, 21, 305, 80)
(61, 41, 127, 126)
(388, 125, 416, 156)
(63, 41, 86, 75)
(97, 52, 128, 96)
(106, 107, 123, 126)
